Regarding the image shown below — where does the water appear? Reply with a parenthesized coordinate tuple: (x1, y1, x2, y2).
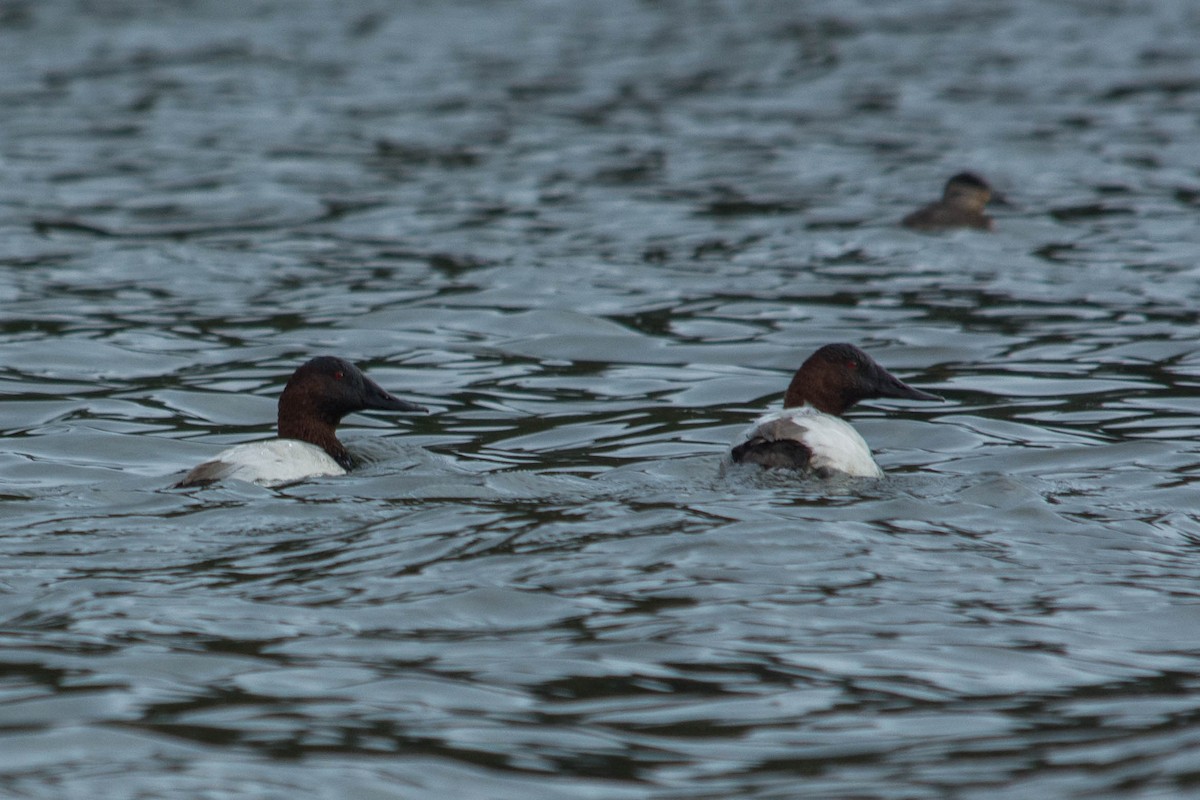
(4, 0, 1200, 797)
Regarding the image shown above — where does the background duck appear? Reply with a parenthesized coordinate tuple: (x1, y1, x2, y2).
(902, 171, 996, 232)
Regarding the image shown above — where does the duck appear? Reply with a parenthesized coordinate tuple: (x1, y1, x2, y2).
(175, 356, 426, 488)
(902, 172, 996, 232)
(729, 343, 941, 477)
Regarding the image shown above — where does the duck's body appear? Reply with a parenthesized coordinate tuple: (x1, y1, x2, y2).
(731, 406, 883, 478)
(902, 172, 995, 232)
(176, 356, 426, 488)
(178, 439, 348, 487)
(729, 343, 940, 477)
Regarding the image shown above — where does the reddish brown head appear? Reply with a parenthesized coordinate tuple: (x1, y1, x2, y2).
(276, 356, 426, 469)
(782, 343, 941, 416)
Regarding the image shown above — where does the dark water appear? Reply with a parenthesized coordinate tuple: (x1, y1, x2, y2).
(4, 0, 1200, 797)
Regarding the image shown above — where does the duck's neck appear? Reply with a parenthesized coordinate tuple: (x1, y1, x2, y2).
(278, 401, 353, 470)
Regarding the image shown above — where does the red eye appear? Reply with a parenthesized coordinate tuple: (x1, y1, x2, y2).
(846, 360, 858, 370)
(333, 370, 344, 381)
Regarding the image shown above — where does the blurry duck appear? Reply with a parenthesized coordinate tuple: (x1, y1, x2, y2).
(175, 356, 426, 488)
(729, 343, 941, 478)
(902, 172, 996, 232)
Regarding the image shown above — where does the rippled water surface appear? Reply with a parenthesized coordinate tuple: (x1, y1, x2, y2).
(4, 1, 1200, 797)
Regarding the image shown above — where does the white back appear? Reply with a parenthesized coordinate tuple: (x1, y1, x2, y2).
(731, 407, 883, 478)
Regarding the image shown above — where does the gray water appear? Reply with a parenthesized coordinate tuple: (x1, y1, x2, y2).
(4, 1, 1200, 797)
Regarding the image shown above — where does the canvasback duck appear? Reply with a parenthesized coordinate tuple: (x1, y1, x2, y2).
(729, 343, 940, 477)
(175, 356, 426, 488)
(902, 172, 995, 232)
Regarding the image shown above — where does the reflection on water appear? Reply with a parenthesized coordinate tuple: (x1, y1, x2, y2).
(4, 0, 1200, 797)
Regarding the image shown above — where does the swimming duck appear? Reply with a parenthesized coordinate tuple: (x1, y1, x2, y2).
(902, 172, 995, 232)
(729, 343, 941, 477)
(175, 356, 426, 488)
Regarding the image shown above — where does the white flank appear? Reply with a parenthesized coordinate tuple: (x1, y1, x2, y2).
(190, 439, 347, 487)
